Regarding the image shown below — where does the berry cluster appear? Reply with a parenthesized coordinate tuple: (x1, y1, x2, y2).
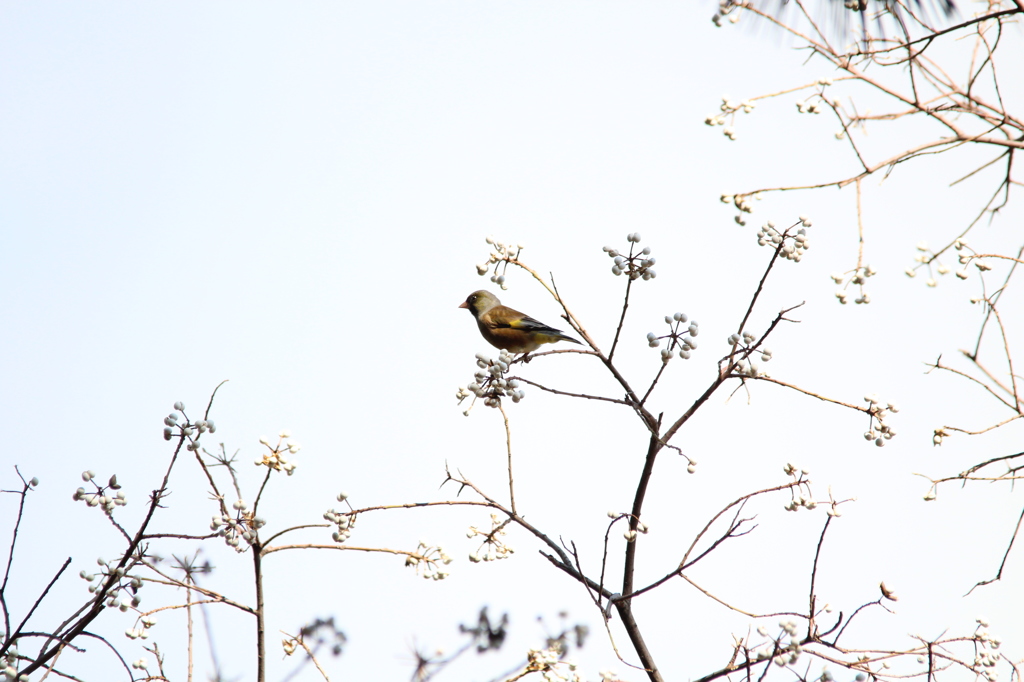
(705, 96, 756, 140)
(603, 233, 656, 280)
(607, 511, 651, 543)
(745, 618, 809, 667)
(727, 330, 772, 378)
(795, 98, 824, 114)
(78, 556, 144, 612)
(973, 619, 1003, 682)
(255, 430, 300, 476)
(647, 312, 699, 361)
(325, 492, 357, 543)
(831, 265, 876, 304)
(524, 645, 582, 682)
(210, 498, 266, 552)
(862, 394, 899, 447)
(711, 1, 744, 27)
(475, 236, 524, 290)
(73, 470, 127, 515)
(756, 218, 812, 262)
(405, 542, 453, 581)
(907, 238, 993, 287)
(467, 513, 515, 563)
(162, 401, 216, 452)
(782, 463, 816, 512)
(721, 192, 760, 226)
(124, 614, 157, 641)
(954, 239, 993, 278)
(458, 351, 525, 413)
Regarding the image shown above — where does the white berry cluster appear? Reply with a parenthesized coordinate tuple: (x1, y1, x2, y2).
(647, 312, 698, 361)
(124, 614, 157, 641)
(711, 0, 744, 27)
(210, 499, 266, 552)
(782, 463, 817, 512)
(720, 192, 762, 225)
(974, 618, 1003, 681)
(905, 239, 985, 287)
(467, 513, 515, 563)
(162, 401, 216, 452)
(458, 351, 525, 414)
(756, 218, 811, 261)
(525, 644, 582, 682)
(405, 542, 453, 581)
(475, 236, 524, 290)
(745, 619, 806, 666)
(79, 556, 143, 611)
(604, 233, 657, 280)
(325, 493, 356, 543)
(607, 511, 650, 542)
(2, 648, 26, 682)
(796, 97, 825, 114)
(598, 672, 628, 682)
(131, 658, 149, 672)
(953, 239, 992, 279)
(704, 95, 756, 140)
(255, 430, 300, 476)
(931, 427, 949, 447)
(831, 265, 876, 304)
(909, 238, 992, 285)
(73, 470, 127, 515)
(862, 394, 898, 447)
(727, 331, 772, 378)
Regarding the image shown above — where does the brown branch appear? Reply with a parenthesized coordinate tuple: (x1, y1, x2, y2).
(609, 269, 635, 362)
(497, 402, 516, 516)
(966, 504, 1024, 594)
(943, 414, 1024, 436)
(750, 377, 870, 413)
(808, 516, 833, 637)
(511, 377, 632, 406)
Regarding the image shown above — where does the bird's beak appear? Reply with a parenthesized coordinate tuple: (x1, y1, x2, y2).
(458, 301, 468, 309)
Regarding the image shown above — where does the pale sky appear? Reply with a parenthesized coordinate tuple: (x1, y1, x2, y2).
(1, 3, 1022, 681)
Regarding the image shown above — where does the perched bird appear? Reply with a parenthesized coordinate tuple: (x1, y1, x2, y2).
(459, 290, 582, 354)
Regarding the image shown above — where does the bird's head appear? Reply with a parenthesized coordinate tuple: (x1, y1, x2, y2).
(459, 290, 500, 319)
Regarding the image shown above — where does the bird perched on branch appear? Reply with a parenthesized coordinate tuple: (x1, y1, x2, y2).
(459, 290, 582, 354)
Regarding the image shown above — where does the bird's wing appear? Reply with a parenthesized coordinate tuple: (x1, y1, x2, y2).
(504, 312, 581, 343)
(484, 305, 581, 344)
(485, 306, 555, 332)
(505, 314, 566, 336)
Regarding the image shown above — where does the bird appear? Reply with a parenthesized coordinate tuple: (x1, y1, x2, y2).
(459, 290, 582, 354)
